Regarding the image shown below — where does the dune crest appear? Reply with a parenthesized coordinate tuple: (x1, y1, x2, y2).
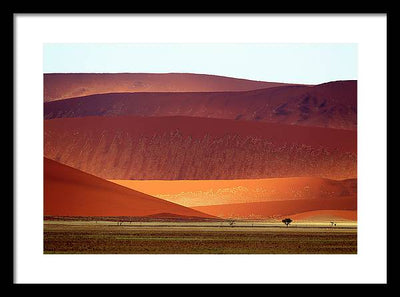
(44, 73, 295, 102)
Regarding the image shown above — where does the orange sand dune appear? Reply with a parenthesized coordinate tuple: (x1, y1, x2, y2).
(109, 178, 357, 207)
(43, 157, 215, 218)
(44, 73, 295, 102)
(192, 197, 357, 219)
(289, 210, 357, 221)
(44, 116, 357, 180)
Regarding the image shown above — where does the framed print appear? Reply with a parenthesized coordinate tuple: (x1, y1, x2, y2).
(14, 13, 388, 284)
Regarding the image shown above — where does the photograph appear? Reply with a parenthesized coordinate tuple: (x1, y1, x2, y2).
(43, 43, 358, 254)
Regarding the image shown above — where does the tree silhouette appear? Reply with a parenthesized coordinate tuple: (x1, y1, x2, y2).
(282, 218, 293, 227)
(228, 219, 235, 227)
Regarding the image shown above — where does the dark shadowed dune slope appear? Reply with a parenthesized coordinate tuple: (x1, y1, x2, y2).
(44, 80, 356, 130)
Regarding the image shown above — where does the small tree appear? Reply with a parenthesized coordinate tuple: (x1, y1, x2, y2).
(282, 218, 293, 227)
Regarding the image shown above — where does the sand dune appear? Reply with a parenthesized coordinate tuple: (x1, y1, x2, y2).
(192, 197, 357, 220)
(289, 210, 357, 221)
(43, 157, 215, 218)
(109, 178, 357, 207)
(44, 73, 295, 102)
(44, 116, 357, 180)
(44, 80, 356, 130)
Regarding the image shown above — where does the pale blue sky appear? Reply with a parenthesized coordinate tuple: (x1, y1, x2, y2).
(43, 43, 357, 84)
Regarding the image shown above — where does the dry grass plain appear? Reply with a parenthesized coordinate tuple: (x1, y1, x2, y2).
(44, 220, 357, 254)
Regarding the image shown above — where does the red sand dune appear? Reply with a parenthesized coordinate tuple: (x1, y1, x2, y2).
(289, 210, 357, 221)
(43, 157, 215, 218)
(192, 197, 357, 220)
(44, 116, 357, 180)
(44, 73, 295, 102)
(109, 178, 357, 207)
(44, 80, 357, 130)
